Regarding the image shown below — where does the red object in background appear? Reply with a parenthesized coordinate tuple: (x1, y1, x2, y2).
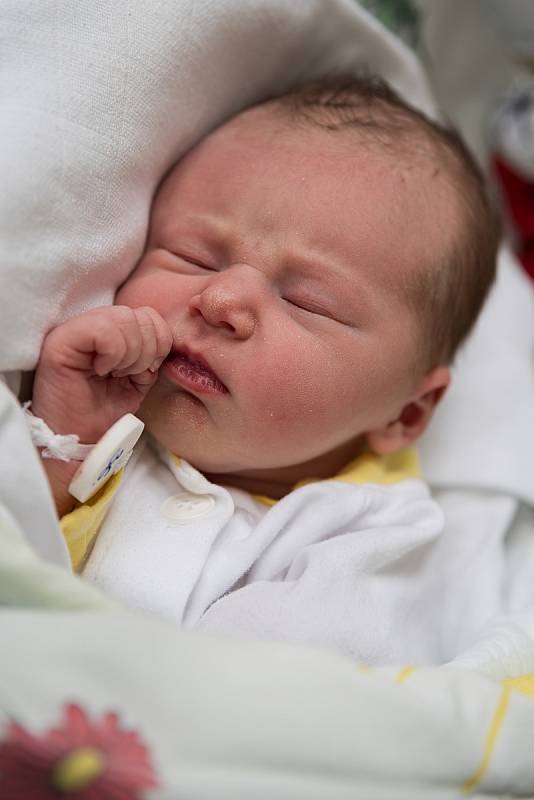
(0, 703, 158, 799)
(493, 154, 534, 282)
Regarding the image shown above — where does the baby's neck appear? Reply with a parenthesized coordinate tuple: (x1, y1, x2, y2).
(204, 436, 366, 500)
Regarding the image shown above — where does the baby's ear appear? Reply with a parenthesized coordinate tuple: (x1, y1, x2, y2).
(366, 366, 450, 455)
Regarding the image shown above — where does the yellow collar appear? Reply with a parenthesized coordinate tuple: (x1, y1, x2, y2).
(254, 448, 421, 507)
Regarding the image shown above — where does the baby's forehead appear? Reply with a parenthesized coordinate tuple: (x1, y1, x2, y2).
(162, 98, 462, 256)
(207, 100, 453, 191)
(251, 103, 458, 214)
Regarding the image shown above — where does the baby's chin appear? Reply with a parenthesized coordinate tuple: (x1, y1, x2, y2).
(137, 401, 236, 471)
(138, 383, 208, 443)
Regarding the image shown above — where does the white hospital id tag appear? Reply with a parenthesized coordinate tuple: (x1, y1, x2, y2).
(68, 414, 144, 502)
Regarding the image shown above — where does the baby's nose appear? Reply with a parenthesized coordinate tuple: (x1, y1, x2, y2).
(189, 264, 267, 339)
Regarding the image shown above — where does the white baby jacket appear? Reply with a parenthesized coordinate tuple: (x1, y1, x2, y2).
(79, 437, 448, 665)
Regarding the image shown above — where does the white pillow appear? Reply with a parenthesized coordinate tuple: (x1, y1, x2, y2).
(0, 0, 434, 372)
(419, 246, 534, 503)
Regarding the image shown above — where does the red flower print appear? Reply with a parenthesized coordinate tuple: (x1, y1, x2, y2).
(0, 703, 158, 799)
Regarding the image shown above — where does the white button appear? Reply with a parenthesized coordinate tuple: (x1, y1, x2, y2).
(68, 414, 144, 503)
(161, 492, 216, 523)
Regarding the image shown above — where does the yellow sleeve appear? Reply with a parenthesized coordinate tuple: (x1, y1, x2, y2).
(60, 470, 123, 572)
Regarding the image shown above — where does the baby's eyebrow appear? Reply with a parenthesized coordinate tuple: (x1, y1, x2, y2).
(287, 253, 346, 280)
(169, 214, 230, 243)
(287, 254, 373, 299)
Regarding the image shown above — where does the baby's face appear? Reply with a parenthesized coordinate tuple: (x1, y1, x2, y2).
(116, 107, 444, 478)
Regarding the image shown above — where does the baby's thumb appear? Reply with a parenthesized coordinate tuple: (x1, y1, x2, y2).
(130, 367, 161, 392)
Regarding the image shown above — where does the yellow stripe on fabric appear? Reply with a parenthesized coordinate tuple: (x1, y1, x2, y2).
(395, 666, 416, 684)
(333, 448, 421, 487)
(252, 449, 421, 505)
(60, 470, 123, 572)
(253, 494, 278, 507)
(462, 685, 511, 794)
(502, 673, 534, 699)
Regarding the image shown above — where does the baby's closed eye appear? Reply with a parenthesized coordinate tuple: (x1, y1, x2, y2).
(169, 251, 218, 272)
(283, 295, 335, 318)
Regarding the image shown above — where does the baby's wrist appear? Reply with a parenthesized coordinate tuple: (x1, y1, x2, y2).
(29, 401, 112, 449)
(23, 403, 95, 462)
(25, 405, 144, 513)
(42, 458, 82, 518)
(23, 404, 96, 516)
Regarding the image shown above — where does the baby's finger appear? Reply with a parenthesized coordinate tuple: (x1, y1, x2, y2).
(144, 306, 173, 370)
(129, 368, 160, 391)
(91, 320, 129, 376)
(93, 307, 142, 375)
(112, 307, 164, 376)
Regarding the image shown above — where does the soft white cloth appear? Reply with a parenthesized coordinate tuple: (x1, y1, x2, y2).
(419, 245, 534, 505)
(0, 380, 70, 568)
(3, 608, 534, 800)
(81, 439, 534, 668)
(83, 440, 444, 664)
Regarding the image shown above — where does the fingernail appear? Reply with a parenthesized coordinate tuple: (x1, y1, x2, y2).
(149, 357, 165, 374)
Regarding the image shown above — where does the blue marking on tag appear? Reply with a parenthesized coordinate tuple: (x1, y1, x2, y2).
(95, 447, 125, 484)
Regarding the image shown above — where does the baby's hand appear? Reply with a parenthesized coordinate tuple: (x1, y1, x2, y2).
(32, 305, 173, 447)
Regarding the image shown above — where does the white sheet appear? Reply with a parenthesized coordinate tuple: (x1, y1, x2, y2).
(419, 244, 534, 505)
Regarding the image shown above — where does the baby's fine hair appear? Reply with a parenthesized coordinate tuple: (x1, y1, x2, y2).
(264, 74, 500, 368)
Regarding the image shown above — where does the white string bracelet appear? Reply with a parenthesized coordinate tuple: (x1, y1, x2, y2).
(23, 402, 95, 462)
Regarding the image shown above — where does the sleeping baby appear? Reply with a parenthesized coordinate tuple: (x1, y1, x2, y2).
(29, 74, 499, 664)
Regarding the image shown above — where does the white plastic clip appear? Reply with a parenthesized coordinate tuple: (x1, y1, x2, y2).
(68, 414, 144, 502)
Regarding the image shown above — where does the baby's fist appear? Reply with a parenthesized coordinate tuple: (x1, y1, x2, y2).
(32, 305, 173, 444)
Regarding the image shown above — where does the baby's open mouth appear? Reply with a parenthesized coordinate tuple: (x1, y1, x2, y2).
(163, 350, 228, 395)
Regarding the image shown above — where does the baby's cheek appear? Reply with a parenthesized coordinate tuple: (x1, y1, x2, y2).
(114, 277, 143, 308)
(115, 273, 171, 315)
(247, 357, 341, 435)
